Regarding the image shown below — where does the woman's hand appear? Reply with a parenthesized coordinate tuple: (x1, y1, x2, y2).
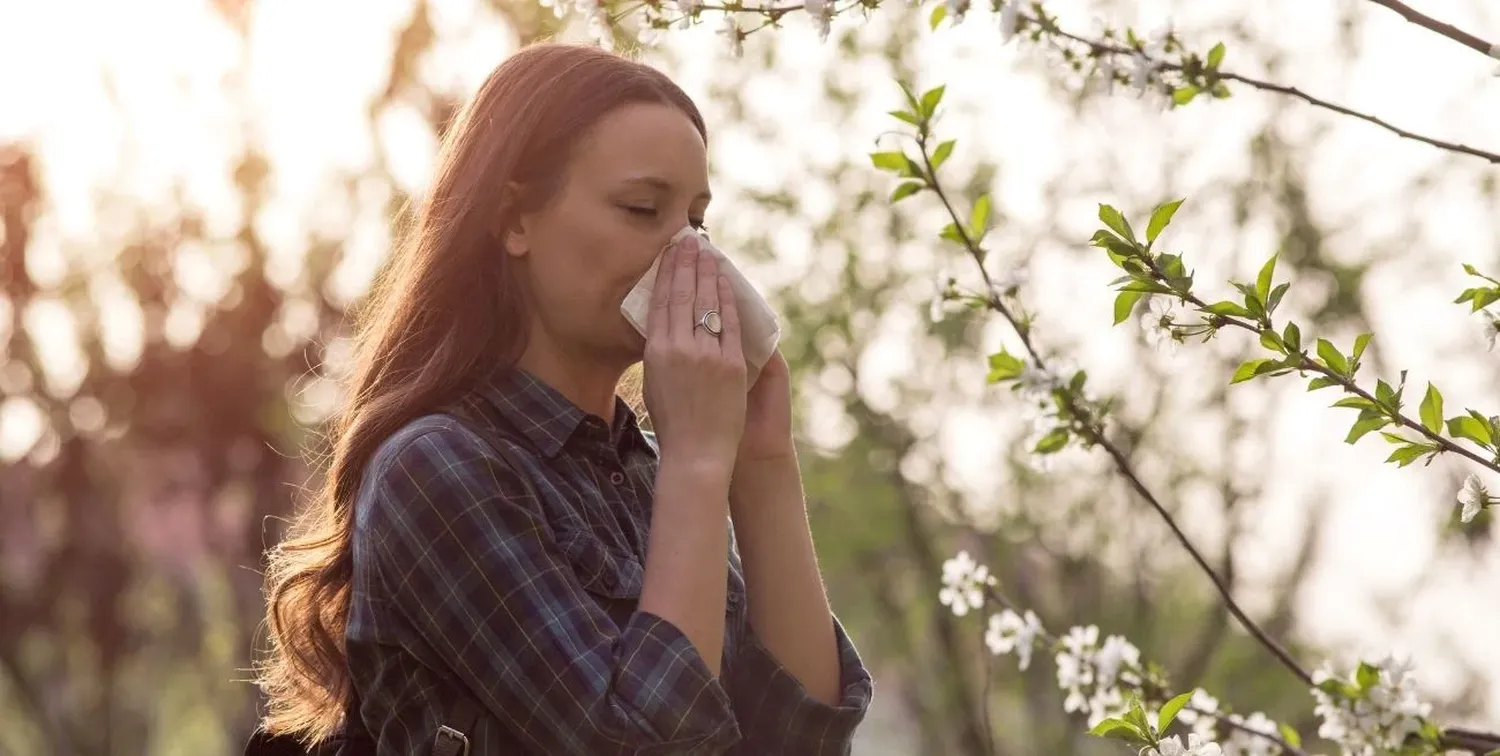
(642, 233, 748, 475)
(738, 351, 796, 464)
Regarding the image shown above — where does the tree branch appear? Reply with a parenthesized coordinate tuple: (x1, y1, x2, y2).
(914, 133, 1317, 689)
(1363, 0, 1496, 58)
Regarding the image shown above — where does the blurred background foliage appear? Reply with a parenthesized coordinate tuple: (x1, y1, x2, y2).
(1, 0, 1496, 753)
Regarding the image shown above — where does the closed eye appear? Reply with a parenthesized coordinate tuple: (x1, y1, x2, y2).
(621, 205, 708, 234)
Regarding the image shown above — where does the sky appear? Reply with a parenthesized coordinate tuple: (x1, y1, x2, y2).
(1, 0, 1498, 740)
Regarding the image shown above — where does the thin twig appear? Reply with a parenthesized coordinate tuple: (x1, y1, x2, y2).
(916, 133, 1317, 688)
(1214, 71, 1499, 165)
(1363, 0, 1496, 57)
(1038, 26, 1500, 166)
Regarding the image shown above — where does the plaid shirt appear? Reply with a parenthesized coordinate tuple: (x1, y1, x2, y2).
(346, 367, 873, 755)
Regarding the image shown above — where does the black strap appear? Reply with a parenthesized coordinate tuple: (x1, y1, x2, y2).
(427, 403, 539, 756)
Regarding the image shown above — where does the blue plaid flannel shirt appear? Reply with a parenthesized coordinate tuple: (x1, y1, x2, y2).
(346, 367, 873, 754)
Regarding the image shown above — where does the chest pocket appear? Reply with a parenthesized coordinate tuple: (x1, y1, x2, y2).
(557, 525, 747, 628)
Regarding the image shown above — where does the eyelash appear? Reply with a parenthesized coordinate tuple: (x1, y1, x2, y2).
(623, 206, 708, 233)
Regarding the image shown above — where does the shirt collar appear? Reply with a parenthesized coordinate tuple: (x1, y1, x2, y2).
(476, 366, 651, 459)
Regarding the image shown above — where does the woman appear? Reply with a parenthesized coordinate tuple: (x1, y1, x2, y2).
(255, 43, 873, 755)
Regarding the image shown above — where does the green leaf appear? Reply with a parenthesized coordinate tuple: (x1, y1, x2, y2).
(1206, 42, 1226, 68)
(1333, 396, 1377, 411)
(919, 85, 946, 118)
(931, 139, 956, 171)
(1307, 376, 1339, 391)
(1448, 415, 1494, 447)
(1114, 290, 1144, 325)
(1266, 282, 1291, 316)
(928, 3, 946, 30)
(939, 223, 965, 245)
(1259, 330, 1285, 354)
(1255, 254, 1278, 304)
(1419, 384, 1444, 435)
(1097, 204, 1137, 244)
(1156, 691, 1194, 733)
(1355, 661, 1380, 691)
(986, 351, 1026, 383)
(1211, 81, 1232, 98)
(1125, 697, 1150, 733)
(1278, 723, 1302, 748)
(1145, 199, 1184, 244)
(1316, 338, 1349, 376)
(1352, 332, 1372, 362)
(1033, 428, 1071, 454)
(890, 181, 923, 202)
(1087, 717, 1144, 744)
(970, 194, 991, 238)
(1282, 322, 1301, 352)
(1375, 380, 1397, 408)
(1455, 287, 1480, 305)
(1203, 300, 1252, 318)
(870, 151, 908, 172)
(1231, 358, 1275, 384)
(1118, 280, 1175, 295)
(1171, 86, 1199, 106)
(1157, 253, 1188, 279)
(888, 109, 921, 126)
(1346, 414, 1389, 444)
(1472, 289, 1500, 311)
(1385, 443, 1431, 467)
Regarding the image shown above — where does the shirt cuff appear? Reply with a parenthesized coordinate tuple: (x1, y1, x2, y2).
(615, 611, 742, 754)
(728, 614, 874, 754)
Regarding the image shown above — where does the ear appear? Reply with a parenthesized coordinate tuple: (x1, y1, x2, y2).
(497, 182, 530, 258)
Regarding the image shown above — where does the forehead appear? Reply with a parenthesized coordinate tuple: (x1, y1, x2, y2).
(567, 102, 709, 191)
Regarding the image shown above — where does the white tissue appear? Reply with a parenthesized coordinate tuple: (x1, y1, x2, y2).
(620, 226, 781, 384)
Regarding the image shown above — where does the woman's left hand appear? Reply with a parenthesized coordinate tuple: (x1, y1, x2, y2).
(737, 350, 796, 465)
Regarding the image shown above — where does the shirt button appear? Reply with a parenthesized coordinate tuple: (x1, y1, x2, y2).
(609, 471, 625, 485)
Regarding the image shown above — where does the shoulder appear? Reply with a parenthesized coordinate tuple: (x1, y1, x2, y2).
(355, 412, 535, 532)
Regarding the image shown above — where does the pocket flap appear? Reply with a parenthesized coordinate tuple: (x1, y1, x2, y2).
(558, 530, 644, 600)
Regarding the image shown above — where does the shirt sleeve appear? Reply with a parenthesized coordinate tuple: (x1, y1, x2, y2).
(724, 613, 874, 755)
(356, 424, 742, 755)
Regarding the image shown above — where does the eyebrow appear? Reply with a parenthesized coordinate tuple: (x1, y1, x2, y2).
(621, 176, 712, 202)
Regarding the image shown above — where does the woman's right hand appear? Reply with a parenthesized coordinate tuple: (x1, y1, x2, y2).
(642, 232, 748, 474)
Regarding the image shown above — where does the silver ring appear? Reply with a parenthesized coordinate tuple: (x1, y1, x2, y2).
(696, 309, 723, 337)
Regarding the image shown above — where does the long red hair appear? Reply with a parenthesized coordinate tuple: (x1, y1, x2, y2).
(256, 43, 706, 742)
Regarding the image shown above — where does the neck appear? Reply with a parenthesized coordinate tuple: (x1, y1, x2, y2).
(514, 338, 626, 422)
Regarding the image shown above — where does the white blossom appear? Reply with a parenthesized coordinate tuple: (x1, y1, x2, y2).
(1053, 625, 1140, 726)
(1143, 296, 1178, 353)
(991, 268, 1028, 298)
(1174, 689, 1221, 743)
(1311, 656, 1431, 755)
(717, 14, 744, 57)
(1129, 50, 1157, 94)
(984, 609, 1044, 669)
(1221, 711, 1279, 756)
(939, 550, 994, 616)
(1458, 473, 1488, 524)
(804, 0, 833, 39)
(1148, 733, 1223, 756)
(1480, 311, 1500, 351)
(930, 268, 959, 322)
(998, 1, 1019, 43)
(1015, 362, 1061, 400)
